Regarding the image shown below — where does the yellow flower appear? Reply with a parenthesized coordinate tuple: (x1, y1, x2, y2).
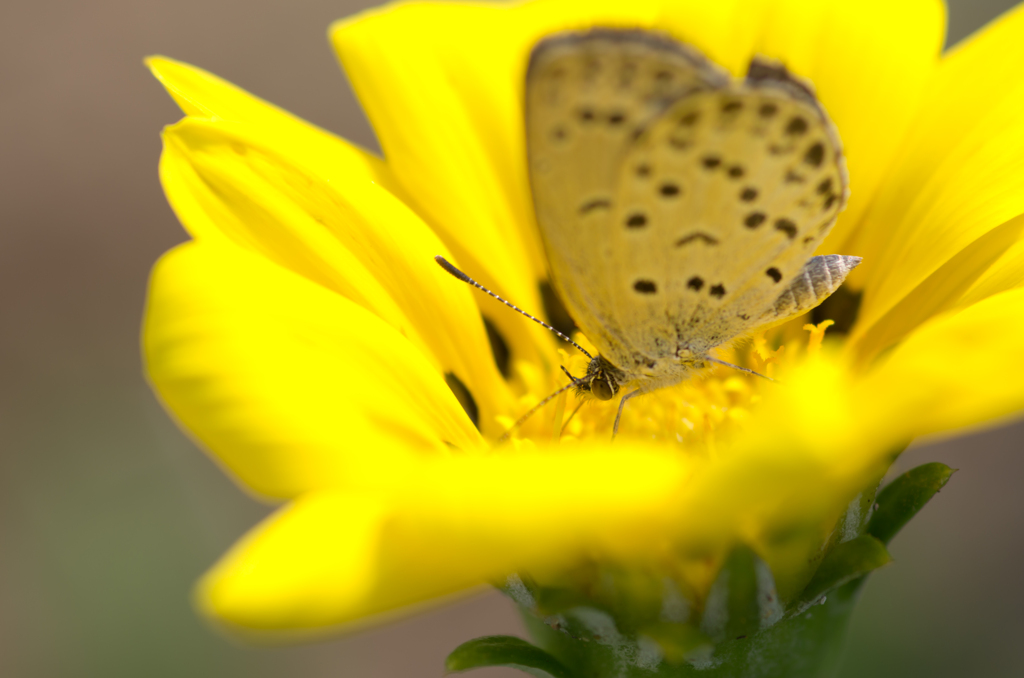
(144, 0, 1024, 635)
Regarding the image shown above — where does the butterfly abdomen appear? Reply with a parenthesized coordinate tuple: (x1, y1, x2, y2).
(762, 255, 862, 324)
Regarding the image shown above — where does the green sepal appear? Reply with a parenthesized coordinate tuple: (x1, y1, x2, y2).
(718, 545, 761, 641)
(867, 462, 956, 545)
(797, 535, 892, 608)
(639, 622, 713, 664)
(445, 635, 575, 678)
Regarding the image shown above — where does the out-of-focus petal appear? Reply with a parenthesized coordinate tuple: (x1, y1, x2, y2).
(144, 242, 484, 500)
(329, 0, 943, 324)
(159, 118, 514, 432)
(146, 56, 400, 194)
(849, 214, 1024, 363)
(850, 4, 1024, 335)
(856, 287, 1024, 440)
(197, 448, 689, 630)
(749, 0, 945, 259)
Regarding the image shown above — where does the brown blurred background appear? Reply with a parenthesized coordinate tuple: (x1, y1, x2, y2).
(1, 0, 1023, 676)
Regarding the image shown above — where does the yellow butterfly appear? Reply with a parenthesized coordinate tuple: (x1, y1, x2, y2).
(441, 29, 860, 436)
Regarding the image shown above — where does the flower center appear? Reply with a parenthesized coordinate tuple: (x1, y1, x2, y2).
(502, 320, 835, 450)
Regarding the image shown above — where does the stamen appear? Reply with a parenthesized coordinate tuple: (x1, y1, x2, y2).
(803, 319, 835, 354)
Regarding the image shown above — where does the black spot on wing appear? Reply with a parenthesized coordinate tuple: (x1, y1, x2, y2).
(687, 276, 704, 291)
(659, 182, 681, 197)
(775, 218, 798, 239)
(675, 232, 719, 247)
(804, 142, 825, 167)
(740, 187, 758, 202)
(634, 279, 657, 294)
(608, 111, 627, 126)
(679, 111, 700, 126)
(579, 198, 611, 214)
(785, 116, 808, 135)
(626, 213, 648, 228)
(669, 136, 691, 150)
(744, 212, 766, 228)
(702, 155, 722, 169)
(709, 284, 726, 298)
(722, 100, 743, 113)
(766, 267, 782, 283)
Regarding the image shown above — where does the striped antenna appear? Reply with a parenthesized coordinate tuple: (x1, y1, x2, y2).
(434, 256, 593, 359)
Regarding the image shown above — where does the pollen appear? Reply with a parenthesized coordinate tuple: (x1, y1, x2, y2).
(499, 321, 839, 450)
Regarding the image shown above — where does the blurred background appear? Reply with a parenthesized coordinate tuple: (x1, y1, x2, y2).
(1, 0, 1022, 676)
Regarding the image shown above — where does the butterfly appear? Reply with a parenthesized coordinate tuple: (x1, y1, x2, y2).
(438, 28, 860, 437)
(524, 29, 859, 430)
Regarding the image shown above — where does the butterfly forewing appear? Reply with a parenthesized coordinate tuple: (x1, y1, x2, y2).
(526, 30, 729, 367)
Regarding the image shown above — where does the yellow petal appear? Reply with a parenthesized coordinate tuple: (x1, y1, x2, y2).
(144, 242, 484, 500)
(849, 213, 1024, 364)
(200, 354, 908, 631)
(146, 56, 400, 195)
(956, 234, 1024, 310)
(330, 1, 669, 364)
(856, 287, 1024, 440)
(198, 448, 689, 631)
(159, 117, 515, 433)
(686, 353, 892, 598)
(750, 0, 946, 258)
(331, 2, 548, 344)
(331, 0, 944, 367)
(850, 4, 1024, 336)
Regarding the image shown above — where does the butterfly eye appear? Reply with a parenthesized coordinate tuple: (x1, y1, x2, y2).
(590, 376, 616, 401)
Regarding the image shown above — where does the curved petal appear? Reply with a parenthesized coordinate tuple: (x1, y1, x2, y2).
(849, 4, 1024, 339)
(197, 448, 690, 630)
(159, 117, 515, 432)
(854, 287, 1024, 440)
(330, 0, 667, 363)
(848, 213, 1024, 364)
(146, 56, 400, 195)
(197, 351, 924, 630)
(748, 0, 946, 258)
(330, 0, 943, 322)
(689, 353, 896, 599)
(955, 235, 1024, 310)
(144, 242, 485, 500)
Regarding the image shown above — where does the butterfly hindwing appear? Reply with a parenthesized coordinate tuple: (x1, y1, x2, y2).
(610, 58, 848, 357)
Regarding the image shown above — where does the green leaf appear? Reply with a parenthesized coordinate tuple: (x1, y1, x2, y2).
(798, 535, 892, 607)
(445, 635, 574, 678)
(867, 462, 956, 545)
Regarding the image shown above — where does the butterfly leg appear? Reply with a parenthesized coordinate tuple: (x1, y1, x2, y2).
(612, 389, 643, 440)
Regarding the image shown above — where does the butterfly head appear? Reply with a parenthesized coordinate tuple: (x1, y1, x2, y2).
(577, 355, 624, 401)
